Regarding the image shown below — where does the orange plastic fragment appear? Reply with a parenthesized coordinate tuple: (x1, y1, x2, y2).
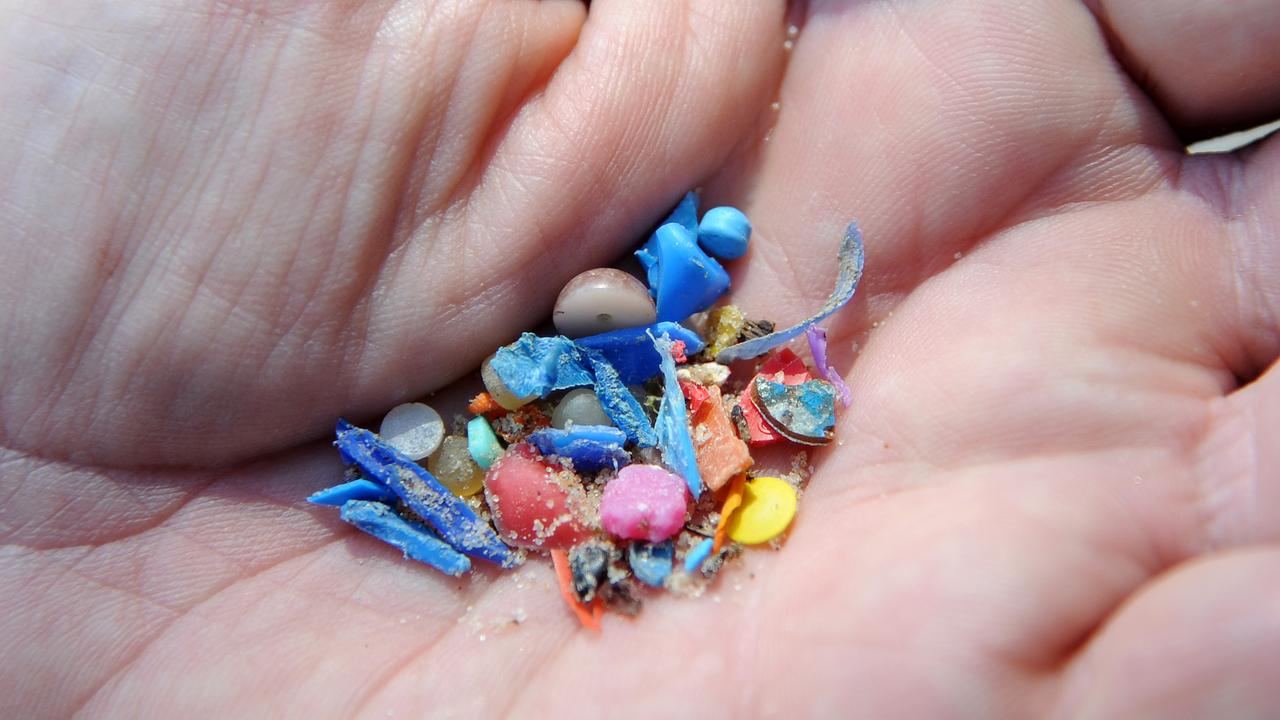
(467, 392, 507, 418)
(714, 473, 747, 553)
(691, 386, 753, 492)
(551, 549, 601, 631)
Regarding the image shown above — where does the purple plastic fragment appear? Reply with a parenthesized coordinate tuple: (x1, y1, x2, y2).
(334, 420, 519, 568)
(527, 425, 631, 472)
(636, 223, 731, 324)
(716, 221, 865, 364)
(340, 500, 472, 577)
(576, 321, 706, 386)
(650, 332, 703, 497)
(582, 349, 657, 447)
(490, 333, 593, 399)
(308, 478, 399, 506)
(806, 326, 853, 408)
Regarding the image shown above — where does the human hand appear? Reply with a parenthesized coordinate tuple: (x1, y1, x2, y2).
(2, 0, 1278, 716)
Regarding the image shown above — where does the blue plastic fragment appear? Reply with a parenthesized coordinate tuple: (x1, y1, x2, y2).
(637, 192, 699, 293)
(717, 221, 866, 364)
(629, 540, 674, 587)
(334, 419, 520, 568)
(307, 478, 399, 506)
(683, 537, 715, 573)
(490, 333, 593, 399)
(576, 321, 706, 386)
(340, 500, 472, 577)
(583, 349, 657, 447)
(527, 425, 630, 472)
(636, 223, 730, 323)
(697, 206, 751, 260)
(650, 333, 703, 496)
(753, 377, 838, 445)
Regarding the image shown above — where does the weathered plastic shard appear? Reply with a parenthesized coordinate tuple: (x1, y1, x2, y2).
(490, 333, 593, 400)
(527, 425, 631, 473)
(651, 333, 703, 496)
(684, 537, 715, 573)
(629, 540, 674, 587)
(307, 478, 399, 506)
(636, 192, 701, 292)
(717, 221, 866, 363)
(582, 349, 657, 447)
(334, 419, 520, 568)
(636, 223, 731, 324)
(806, 325, 853, 408)
(576, 321, 706, 386)
(751, 377, 839, 446)
(339, 500, 472, 577)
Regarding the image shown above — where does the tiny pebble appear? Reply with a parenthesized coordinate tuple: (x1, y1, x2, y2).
(599, 464, 689, 542)
(552, 388, 613, 429)
(467, 416, 504, 470)
(379, 402, 444, 461)
(726, 476, 797, 545)
(553, 268, 656, 338)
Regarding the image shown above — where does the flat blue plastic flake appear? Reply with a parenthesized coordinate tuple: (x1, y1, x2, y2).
(340, 500, 472, 577)
(307, 478, 399, 506)
(334, 419, 519, 568)
(583, 349, 657, 447)
(527, 425, 630, 473)
(629, 540, 674, 588)
(716, 221, 866, 364)
(683, 537, 715, 573)
(491, 333, 593, 399)
(650, 333, 703, 496)
(636, 223, 730, 324)
(576, 321, 706, 386)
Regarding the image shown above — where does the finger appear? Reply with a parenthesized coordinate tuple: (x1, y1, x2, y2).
(1087, 0, 1280, 141)
(1058, 546, 1280, 719)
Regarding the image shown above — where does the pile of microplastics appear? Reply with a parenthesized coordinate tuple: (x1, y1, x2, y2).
(310, 192, 866, 627)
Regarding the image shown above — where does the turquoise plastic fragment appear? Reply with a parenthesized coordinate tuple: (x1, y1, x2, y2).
(753, 377, 838, 445)
(650, 333, 703, 496)
(576, 321, 706, 386)
(697, 206, 751, 260)
(629, 540, 674, 587)
(683, 537, 715, 573)
(490, 333, 593, 399)
(340, 500, 472, 577)
(717, 221, 866, 364)
(527, 425, 630, 472)
(334, 419, 519, 568)
(583, 349, 657, 447)
(307, 478, 398, 506)
(467, 416, 504, 470)
(636, 223, 730, 324)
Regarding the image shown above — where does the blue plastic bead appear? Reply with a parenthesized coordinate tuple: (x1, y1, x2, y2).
(307, 478, 399, 506)
(490, 333, 593, 399)
(635, 223, 730, 324)
(576, 321, 706, 386)
(527, 425, 630, 472)
(334, 419, 519, 568)
(697, 206, 751, 260)
(340, 500, 472, 576)
(651, 333, 702, 496)
(582, 349, 657, 447)
(683, 537, 715, 573)
(629, 540, 674, 587)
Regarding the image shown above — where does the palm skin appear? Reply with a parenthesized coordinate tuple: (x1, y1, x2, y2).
(2, 0, 1279, 716)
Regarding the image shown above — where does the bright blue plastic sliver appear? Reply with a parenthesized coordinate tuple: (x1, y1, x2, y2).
(650, 333, 702, 496)
(307, 478, 398, 506)
(576, 321, 706, 386)
(583, 349, 657, 447)
(636, 223, 731, 324)
(527, 425, 630, 472)
(340, 500, 472, 577)
(629, 540, 674, 587)
(334, 419, 519, 568)
(683, 537, 715, 574)
(697, 206, 751, 260)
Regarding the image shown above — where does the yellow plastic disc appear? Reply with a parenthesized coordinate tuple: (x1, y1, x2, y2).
(725, 476, 797, 545)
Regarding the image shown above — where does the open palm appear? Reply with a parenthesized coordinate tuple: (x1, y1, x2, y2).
(3, 0, 1278, 716)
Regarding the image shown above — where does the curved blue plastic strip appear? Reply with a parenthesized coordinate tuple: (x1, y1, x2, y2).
(340, 500, 472, 577)
(650, 332, 702, 496)
(307, 478, 398, 506)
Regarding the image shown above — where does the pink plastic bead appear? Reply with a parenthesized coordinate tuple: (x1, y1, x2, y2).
(600, 465, 689, 543)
